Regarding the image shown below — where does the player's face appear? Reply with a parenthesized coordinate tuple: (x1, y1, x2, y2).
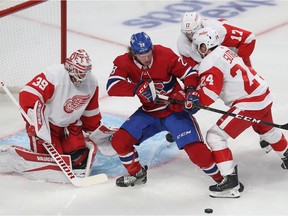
(198, 43, 208, 58)
(134, 50, 153, 66)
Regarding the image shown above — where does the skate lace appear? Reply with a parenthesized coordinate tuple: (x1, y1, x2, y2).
(123, 175, 138, 184)
(217, 177, 228, 187)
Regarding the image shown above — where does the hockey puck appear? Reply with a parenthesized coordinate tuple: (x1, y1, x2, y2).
(165, 133, 174, 143)
(204, 208, 213, 214)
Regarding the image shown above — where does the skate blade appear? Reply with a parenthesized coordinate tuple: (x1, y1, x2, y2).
(209, 188, 241, 198)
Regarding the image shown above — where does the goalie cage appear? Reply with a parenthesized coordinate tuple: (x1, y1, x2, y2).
(0, 0, 67, 102)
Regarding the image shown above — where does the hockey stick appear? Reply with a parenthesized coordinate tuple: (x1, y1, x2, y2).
(155, 94, 288, 130)
(0, 82, 108, 186)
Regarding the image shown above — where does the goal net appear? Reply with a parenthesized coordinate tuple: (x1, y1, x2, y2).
(0, 0, 66, 100)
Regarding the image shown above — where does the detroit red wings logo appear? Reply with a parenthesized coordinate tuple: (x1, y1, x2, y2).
(64, 94, 91, 113)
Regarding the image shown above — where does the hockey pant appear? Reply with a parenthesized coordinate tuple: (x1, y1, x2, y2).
(206, 104, 288, 176)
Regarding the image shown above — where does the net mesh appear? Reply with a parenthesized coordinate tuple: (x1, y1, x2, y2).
(0, 0, 62, 100)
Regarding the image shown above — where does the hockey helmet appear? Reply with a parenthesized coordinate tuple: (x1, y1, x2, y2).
(181, 12, 202, 39)
(130, 32, 153, 55)
(192, 27, 220, 55)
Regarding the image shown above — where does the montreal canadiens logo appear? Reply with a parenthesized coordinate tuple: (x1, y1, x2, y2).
(64, 94, 90, 113)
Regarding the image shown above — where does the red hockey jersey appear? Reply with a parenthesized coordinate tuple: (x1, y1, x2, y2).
(106, 45, 198, 118)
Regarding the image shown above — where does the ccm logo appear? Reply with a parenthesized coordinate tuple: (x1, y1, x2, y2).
(177, 130, 191, 139)
(235, 114, 261, 123)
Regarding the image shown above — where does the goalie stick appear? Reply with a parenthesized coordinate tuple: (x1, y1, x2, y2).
(155, 94, 288, 130)
(0, 82, 108, 187)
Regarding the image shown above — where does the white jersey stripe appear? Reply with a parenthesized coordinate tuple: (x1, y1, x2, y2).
(21, 85, 44, 102)
(83, 108, 100, 117)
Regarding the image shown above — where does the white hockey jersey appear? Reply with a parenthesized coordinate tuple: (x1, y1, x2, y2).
(177, 18, 255, 68)
(197, 46, 272, 111)
(20, 64, 101, 130)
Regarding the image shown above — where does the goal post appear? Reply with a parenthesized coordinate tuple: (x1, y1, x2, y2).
(0, 0, 67, 96)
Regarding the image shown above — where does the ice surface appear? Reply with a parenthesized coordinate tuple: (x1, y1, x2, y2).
(0, 1, 288, 215)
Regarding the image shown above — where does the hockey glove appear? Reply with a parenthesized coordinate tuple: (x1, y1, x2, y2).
(169, 90, 185, 112)
(26, 124, 45, 145)
(134, 79, 154, 103)
(26, 107, 47, 145)
(184, 87, 200, 114)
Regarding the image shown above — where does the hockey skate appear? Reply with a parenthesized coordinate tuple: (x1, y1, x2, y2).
(215, 177, 244, 193)
(209, 166, 241, 198)
(238, 182, 244, 193)
(260, 139, 272, 153)
(281, 149, 288, 169)
(116, 165, 148, 187)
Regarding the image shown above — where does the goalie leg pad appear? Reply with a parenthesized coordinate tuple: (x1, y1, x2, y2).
(83, 140, 97, 177)
(89, 125, 118, 157)
(68, 148, 89, 169)
(68, 139, 98, 177)
(0, 144, 72, 184)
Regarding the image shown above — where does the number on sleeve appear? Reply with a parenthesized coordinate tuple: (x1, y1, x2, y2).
(178, 57, 187, 67)
(230, 30, 243, 42)
(200, 74, 214, 87)
(32, 77, 48, 91)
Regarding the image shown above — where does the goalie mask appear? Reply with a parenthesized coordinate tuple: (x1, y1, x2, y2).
(64, 49, 92, 86)
(181, 12, 202, 40)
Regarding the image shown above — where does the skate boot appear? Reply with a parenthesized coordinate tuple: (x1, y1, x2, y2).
(209, 166, 241, 198)
(281, 149, 288, 169)
(238, 182, 244, 193)
(260, 139, 272, 153)
(116, 165, 148, 187)
(215, 178, 244, 193)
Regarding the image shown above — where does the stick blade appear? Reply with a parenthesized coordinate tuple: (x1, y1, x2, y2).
(72, 173, 108, 187)
(147, 79, 157, 101)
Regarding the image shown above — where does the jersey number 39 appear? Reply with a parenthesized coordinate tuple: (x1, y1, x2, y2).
(32, 77, 48, 91)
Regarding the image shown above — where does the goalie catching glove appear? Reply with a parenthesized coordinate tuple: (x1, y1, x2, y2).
(88, 125, 118, 157)
(26, 100, 51, 143)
